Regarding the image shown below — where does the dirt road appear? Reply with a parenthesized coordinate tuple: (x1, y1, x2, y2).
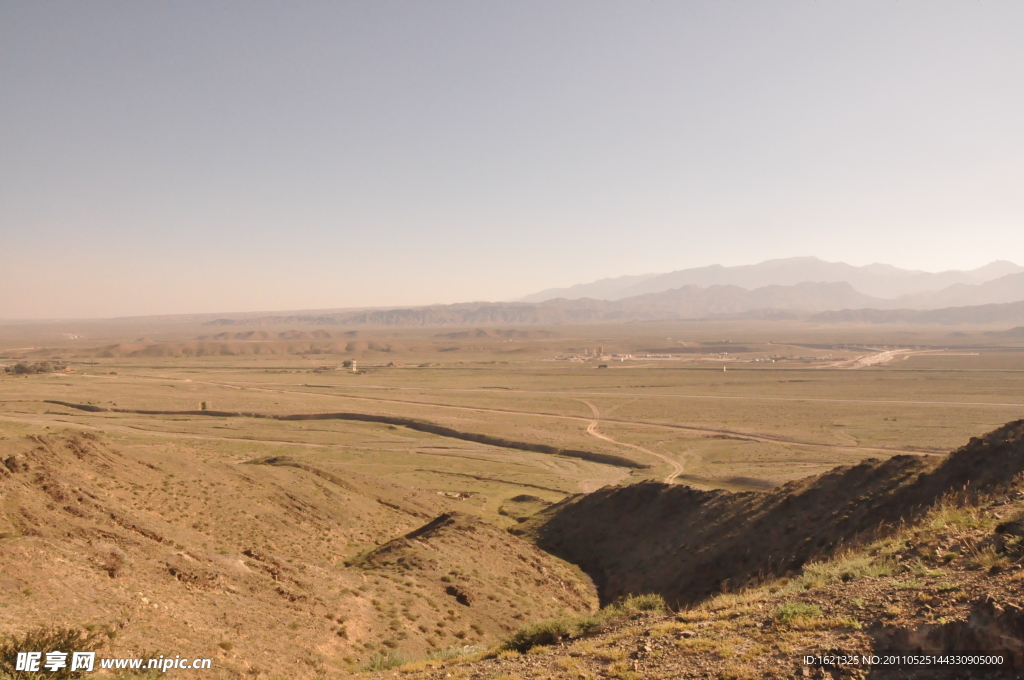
(577, 399, 685, 483)
(185, 380, 946, 456)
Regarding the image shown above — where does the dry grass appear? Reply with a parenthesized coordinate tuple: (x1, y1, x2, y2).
(0, 627, 105, 680)
(3, 320, 1024, 678)
(503, 594, 666, 652)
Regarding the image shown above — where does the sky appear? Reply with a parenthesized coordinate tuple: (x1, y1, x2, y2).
(2, 1, 1023, 319)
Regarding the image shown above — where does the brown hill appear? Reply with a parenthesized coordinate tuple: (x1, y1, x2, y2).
(82, 330, 350, 358)
(349, 512, 597, 641)
(193, 330, 335, 341)
(94, 341, 333, 358)
(0, 432, 594, 676)
(525, 420, 1024, 608)
(374, 421, 1024, 680)
(433, 329, 555, 339)
(394, 503, 1024, 680)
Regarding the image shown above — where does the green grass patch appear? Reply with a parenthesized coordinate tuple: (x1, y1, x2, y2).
(774, 602, 822, 624)
(503, 594, 666, 652)
(895, 579, 925, 590)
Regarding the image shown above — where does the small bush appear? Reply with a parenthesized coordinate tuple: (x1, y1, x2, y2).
(774, 602, 822, 624)
(5, 362, 63, 375)
(0, 626, 104, 679)
(502, 593, 666, 652)
(504, 619, 577, 652)
(971, 546, 1013, 572)
(923, 502, 993, 533)
(610, 593, 667, 615)
(361, 651, 407, 671)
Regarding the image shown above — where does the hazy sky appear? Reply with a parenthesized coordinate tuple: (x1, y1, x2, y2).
(2, 1, 1023, 318)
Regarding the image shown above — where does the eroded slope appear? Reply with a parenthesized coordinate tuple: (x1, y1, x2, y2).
(350, 512, 597, 642)
(526, 420, 1024, 607)
(0, 431, 595, 676)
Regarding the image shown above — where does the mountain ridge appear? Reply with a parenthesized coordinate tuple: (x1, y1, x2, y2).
(519, 257, 1023, 302)
(197, 281, 1024, 328)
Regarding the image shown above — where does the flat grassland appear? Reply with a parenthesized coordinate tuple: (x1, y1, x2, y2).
(3, 319, 1022, 510)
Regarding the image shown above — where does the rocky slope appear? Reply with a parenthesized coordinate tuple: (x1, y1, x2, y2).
(380, 421, 1024, 680)
(523, 420, 1024, 608)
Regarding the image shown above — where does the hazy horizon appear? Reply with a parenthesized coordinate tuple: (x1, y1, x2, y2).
(0, 254, 1021, 322)
(3, 2, 1023, 318)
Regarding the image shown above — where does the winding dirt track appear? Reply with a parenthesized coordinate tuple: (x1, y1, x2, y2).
(577, 399, 685, 483)
(191, 380, 946, 456)
(3, 371, 952, 477)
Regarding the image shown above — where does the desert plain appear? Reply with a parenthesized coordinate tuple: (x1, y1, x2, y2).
(1, 318, 1023, 677)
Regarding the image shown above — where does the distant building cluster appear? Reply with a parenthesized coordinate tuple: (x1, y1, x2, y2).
(544, 351, 804, 364)
(550, 348, 634, 363)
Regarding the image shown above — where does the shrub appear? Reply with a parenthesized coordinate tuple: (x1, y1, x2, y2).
(970, 545, 1012, 572)
(361, 651, 407, 671)
(609, 593, 667, 615)
(0, 626, 104, 679)
(4, 362, 60, 375)
(504, 619, 578, 652)
(502, 593, 667, 652)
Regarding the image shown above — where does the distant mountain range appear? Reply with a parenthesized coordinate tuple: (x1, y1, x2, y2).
(518, 257, 1024, 303)
(104, 256, 1024, 329)
(204, 280, 1024, 328)
(808, 300, 1024, 326)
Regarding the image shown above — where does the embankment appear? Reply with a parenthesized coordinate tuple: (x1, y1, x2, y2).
(43, 400, 645, 469)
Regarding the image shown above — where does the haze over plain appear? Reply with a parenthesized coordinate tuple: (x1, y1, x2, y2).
(2, 1, 1023, 319)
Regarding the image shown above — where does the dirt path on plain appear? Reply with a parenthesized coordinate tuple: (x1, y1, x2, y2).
(827, 348, 982, 369)
(188, 380, 945, 456)
(829, 348, 916, 369)
(577, 399, 685, 483)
